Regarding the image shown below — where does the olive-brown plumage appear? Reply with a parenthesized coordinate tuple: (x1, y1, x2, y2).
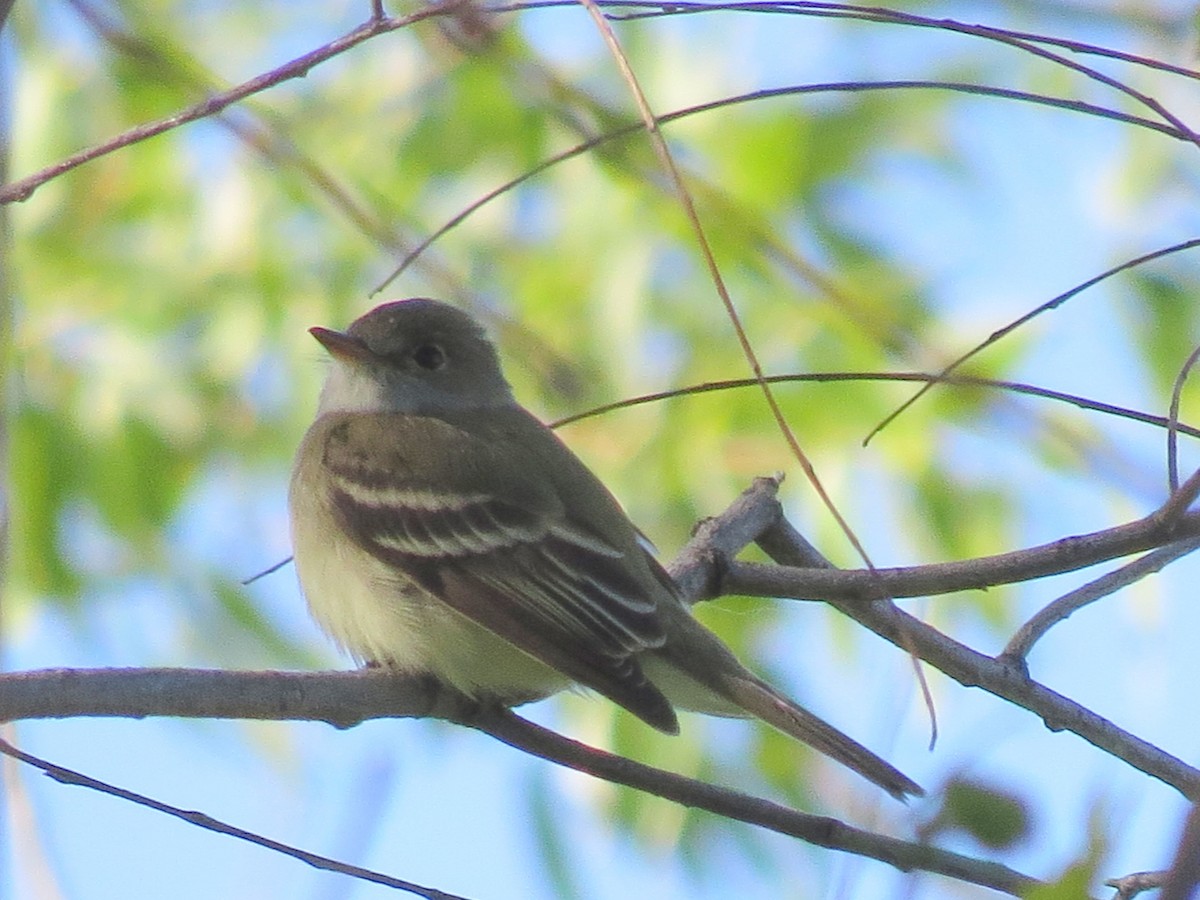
(289, 298, 921, 800)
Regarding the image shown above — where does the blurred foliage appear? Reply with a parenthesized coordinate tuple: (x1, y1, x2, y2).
(4, 0, 1199, 895)
(918, 777, 1033, 851)
(1023, 803, 1112, 900)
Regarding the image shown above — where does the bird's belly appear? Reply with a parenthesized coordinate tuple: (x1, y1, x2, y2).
(292, 500, 568, 703)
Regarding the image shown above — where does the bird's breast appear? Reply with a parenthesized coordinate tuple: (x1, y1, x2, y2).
(288, 431, 569, 702)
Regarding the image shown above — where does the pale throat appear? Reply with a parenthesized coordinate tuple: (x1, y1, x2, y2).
(317, 362, 389, 415)
(315, 357, 516, 418)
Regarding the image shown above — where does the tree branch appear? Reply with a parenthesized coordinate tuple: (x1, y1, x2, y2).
(0, 2, 466, 204)
(1001, 537, 1200, 661)
(0, 734, 472, 900)
(462, 705, 1042, 896)
(744, 515, 1200, 800)
(2, 475, 1192, 891)
(0, 668, 1044, 896)
(0, 667, 444, 727)
(727, 507, 1200, 603)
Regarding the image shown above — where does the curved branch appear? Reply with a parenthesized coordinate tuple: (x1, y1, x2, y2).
(0, 734, 469, 900)
(745, 516, 1200, 800)
(549, 371, 1200, 440)
(1001, 537, 1200, 661)
(0, 667, 1044, 894)
(2, 477, 1194, 888)
(0, 3, 463, 204)
(380, 80, 1176, 286)
(728, 507, 1200, 601)
(464, 706, 1042, 896)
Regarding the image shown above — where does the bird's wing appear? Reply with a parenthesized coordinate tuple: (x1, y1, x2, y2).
(317, 411, 678, 732)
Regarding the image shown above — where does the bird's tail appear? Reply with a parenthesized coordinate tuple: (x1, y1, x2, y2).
(721, 673, 923, 801)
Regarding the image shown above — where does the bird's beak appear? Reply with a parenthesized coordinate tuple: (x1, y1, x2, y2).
(309, 327, 376, 364)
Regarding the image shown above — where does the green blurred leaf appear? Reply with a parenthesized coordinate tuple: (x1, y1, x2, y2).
(923, 778, 1033, 851)
(10, 405, 82, 599)
(1127, 272, 1200, 399)
(1023, 863, 1095, 900)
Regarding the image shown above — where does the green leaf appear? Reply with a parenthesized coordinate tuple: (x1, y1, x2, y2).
(922, 777, 1032, 851)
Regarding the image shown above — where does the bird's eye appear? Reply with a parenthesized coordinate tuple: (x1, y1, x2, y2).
(412, 343, 446, 370)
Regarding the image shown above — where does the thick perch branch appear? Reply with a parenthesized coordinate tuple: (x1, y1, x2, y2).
(2, 477, 1196, 796)
(3, 475, 1193, 895)
(0, 667, 1041, 896)
(0, 667, 442, 727)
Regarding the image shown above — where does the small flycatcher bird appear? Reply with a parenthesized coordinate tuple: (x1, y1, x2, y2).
(289, 299, 921, 800)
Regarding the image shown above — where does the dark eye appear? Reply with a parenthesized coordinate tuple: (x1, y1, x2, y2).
(412, 343, 446, 370)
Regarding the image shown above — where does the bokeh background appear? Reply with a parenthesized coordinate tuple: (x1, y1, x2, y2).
(4, 1, 1200, 897)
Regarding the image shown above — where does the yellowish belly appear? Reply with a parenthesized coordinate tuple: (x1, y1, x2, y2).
(289, 472, 569, 703)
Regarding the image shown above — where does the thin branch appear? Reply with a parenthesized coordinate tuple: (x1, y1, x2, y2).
(729, 507, 1200, 602)
(462, 705, 1043, 896)
(750, 516, 1200, 800)
(1000, 537, 1200, 661)
(578, 0, 854, 572)
(379, 80, 1179, 287)
(865, 237, 1200, 444)
(583, 1, 1200, 84)
(1167, 344, 1200, 492)
(0, 735, 472, 900)
(242, 555, 293, 585)
(1160, 802, 1200, 900)
(549, 371, 1200, 442)
(0, 2, 466, 204)
(578, 6, 941, 757)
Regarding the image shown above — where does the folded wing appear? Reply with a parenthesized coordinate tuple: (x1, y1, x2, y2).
(319, 412, 679, 732)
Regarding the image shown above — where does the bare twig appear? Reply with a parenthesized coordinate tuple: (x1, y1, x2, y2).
(0, 2, 465, 204)
(0, 735, 471, 900)
(1168, 345, 1200, 492)
(730, 507, 1200, 602)
(580, 0, 884, 583)
(582, 1, 1200, 83)
(866, 237, 1200, 445)
(1106, 870, 1167, 900)
(1001, 537, 1200, 661)
(749, 517, 1200, 800)
(549, 371, 1200, 440)
(1161, 802, 1200, 900)
(463, 705, 1042, 896)
(379, 80, 1180, 288)
(0, 672, 1046, 895)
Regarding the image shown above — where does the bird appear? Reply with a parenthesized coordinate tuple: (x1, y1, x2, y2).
(288, 298, 921, 800)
